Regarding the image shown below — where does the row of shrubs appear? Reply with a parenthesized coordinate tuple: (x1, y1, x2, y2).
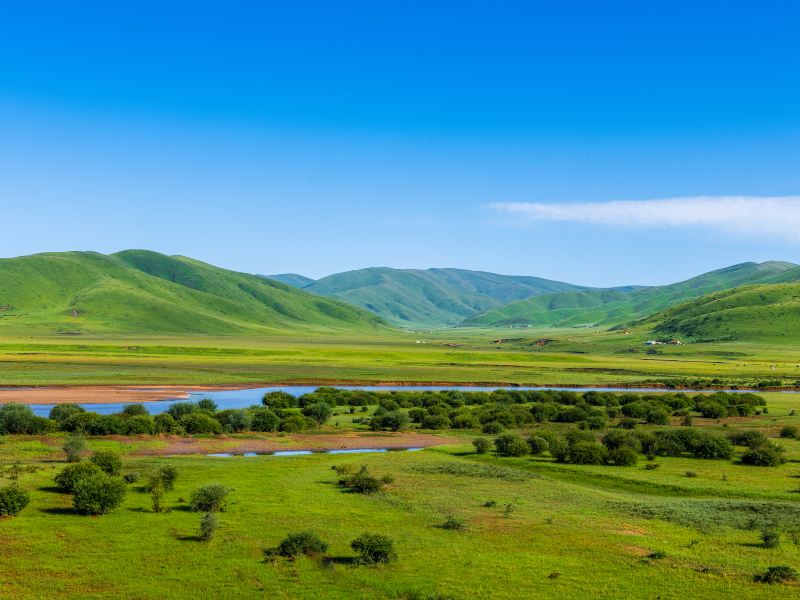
(473, 425, 788, 467)
(266, 530, 397, 564)
(0, 397, 334, 437)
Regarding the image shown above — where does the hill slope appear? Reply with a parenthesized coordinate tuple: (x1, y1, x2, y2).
(0, 251, 385, 335)
(261, 273, 315, 288)
(305, 267, 583, 327)
(639, 282, 800, 342)
(462, 261, 800, 328)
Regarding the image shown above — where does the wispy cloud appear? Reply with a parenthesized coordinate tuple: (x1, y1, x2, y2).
(490, 196, 800, 242)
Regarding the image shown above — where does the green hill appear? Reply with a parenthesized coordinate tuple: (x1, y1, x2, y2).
(636, 282, 800, 342)
(462, 261, 800, 328)
(0, 250, 385, 335)
(261, 273, 315, 288)
(305, 267, 582, 327)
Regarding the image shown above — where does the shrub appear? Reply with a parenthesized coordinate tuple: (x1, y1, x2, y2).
(685, 471, 698, 478)
(199, 512, 218, 541)
(527, 435, 549, 456)
(262, 391, 298, 409)
(153, 413, 176, 433)
(0, 485, 30, 516)
(148, 465, 178, 491)
(302, 402, 334, 425)
(607, 446, 638, 466)
(645, 409, 670, 425)
(151, 483, 166, 513)
(421, 414, 451, 430)
(179, 413, 222, 435)
(472, 438, 490, 454)
(90, 450, 123, 476)
(494, 434, 528, 457)
(0, 404, 38, 434)
(688, 432, 733, 460)
(754, 565, 797, 584)
(50, 403, 86, 424)
(439, 515, 467, 530)
(481, 422, 503, 434)
(779, 425, 799, 439)
(728, 430, 768, 448)
(644, 463, 660, 470)
(72, 474, 127, 515)
(351, 533, 397, 564)
(280, 414, 312, 433)
(190, 483, 231, 512)
(123, 472, 140, 484)
(63, 434, 86, 462)
(618, 417, 639, 429)
(741, 443, 784, 467)
(761, 527, 780, 549)
(567, 442, 608, 465)
(602, 430, 642, 452)
(369, 410, 410, 432)
(249, 408, 280, 432)
(121, 403, 148, 417)
(277, 531, 329, 558)
(697, 401, 727, 419)
(55, 461, 103, 492)
(125, 415, 155, 434)
(340, 465, 384, 494)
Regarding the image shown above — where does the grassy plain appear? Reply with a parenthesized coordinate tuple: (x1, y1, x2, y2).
(0, 326, 798, 388)
(2, 392, 800, 599)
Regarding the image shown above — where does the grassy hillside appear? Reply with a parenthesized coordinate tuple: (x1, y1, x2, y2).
(0, 251, 385, 335)
(463, 261, 799, 328)
(261, 273, 315, 288)
(638, 282, 800, 342)
(306, 267, 582, 327)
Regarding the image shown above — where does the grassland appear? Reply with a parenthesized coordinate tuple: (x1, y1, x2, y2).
(2, 392, 800, 598)
(0, 325, 798, 388)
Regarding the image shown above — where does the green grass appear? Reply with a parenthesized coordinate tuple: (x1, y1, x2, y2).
(3, 407, 800, 598)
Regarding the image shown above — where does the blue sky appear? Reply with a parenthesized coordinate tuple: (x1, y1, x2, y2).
(2, 1, 800, 286)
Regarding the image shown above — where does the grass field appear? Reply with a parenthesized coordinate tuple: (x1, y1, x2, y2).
(1, 326, 798, 388)
(2, 391, 800, 599)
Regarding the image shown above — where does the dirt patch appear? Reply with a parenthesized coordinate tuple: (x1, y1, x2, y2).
(0, 385, 256, 404)
(613, 526, 648, 536)
(621, 544, 650, 557)
(130, 431, 460, 456)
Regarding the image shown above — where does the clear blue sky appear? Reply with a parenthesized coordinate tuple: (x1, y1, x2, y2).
(2, 1, 800, 286)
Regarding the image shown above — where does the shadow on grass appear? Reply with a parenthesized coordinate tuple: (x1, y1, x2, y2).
(40, 507, 76, 515)
(38, 485, 66, 494)
(322, 556, 358, 567)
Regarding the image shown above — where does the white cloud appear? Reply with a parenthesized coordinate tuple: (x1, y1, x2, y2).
(490, 196, 800, 242)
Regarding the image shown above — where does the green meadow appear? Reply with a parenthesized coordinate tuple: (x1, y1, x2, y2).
(2, 390, 800, 599)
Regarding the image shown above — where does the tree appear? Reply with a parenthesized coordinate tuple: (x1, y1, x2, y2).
(63, 434, 86, 462)
(494, 434, 528, 457)
(250, 407, 280, 432)
(49, 403, 85, 425)
(0, 404, 37, 434)
(277, 531, 329, 558)
(368, 410, 410, 432)
(262, 391, 297, 409)
(179, 413, 222, 434)
(0, 484, 30, 517)
(351, 533, 397, 564)
(302, 402, 334, 425)
(90, 450, 123, 476)
(153, 413, 176, 433)
(72, 474, 127, 515)
(190, 483, 231, 512)
(55, 461, 104, 492)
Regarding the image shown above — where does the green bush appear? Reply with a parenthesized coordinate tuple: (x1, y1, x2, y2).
(123, 472, 140, 484)
(72, 474, 126, 515)
(249, 408, 280, 432)
(277, 531, 329, 558)
(421, 414, 451, 430)
(494, 434, 528, 457)
(0, 484, 30, 516)
(340, 465, 384, 494)
(55, 461, 104, 492)
(351, 532, 397, 564)
(779, 425, 799, 439)
(472, 438, 490, 454)
(607, 446, 638, 466)
(262, 391, 298, 409)
(280, 414, 313, 433)
(368, 410, 410, 432)
(190, 483, 231, 512)
(90, 450, 123, 475)
(527, 435, 549, 456)
(179, 413, 222, 434)
(199, 512, 218, 540)
(153, 413, 176, 433)
(761, 527, 780, 548)
(149, 465, 178, 491)
(302, 402, 334, 425)
(728, 429, 768, 448)
(754, 565, 797, 583)
(121, 403, 149, 417)
(481, 422, 503, 434)
(62, 434, 86, 462)
(741, 443, 784, 467)
(567, 441, 608, 465)
(439, 515, 467, 530)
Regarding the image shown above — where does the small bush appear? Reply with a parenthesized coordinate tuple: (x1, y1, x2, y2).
(527, 435, 549, 456)
(90, 450, 123, 476)
(567, 441, 608, 465)
(277, 531, 329, 558)
(72, 474, 126, 515)
(199, 512, 218, 541)
(741, 443, 784, 467)
(55, 461, 103, 492)
(644, 463, 661, 470)
(340, 465, 384, 494)
(123, 472, 140, 484)
(481, 422, 503, 434)
(685, 471, 698, 478)
(472, 438, 490, 454)
(779, 425, 799, 439)
(62, 434, 86, 463)
(439, 515, 467, 530)
(351, 532, 397, 564)
(0, 485, 30, 517)
(190, 483, 231, 512)
(761, 527, 781, 549)
(754, 565, 797, 583)
(494, 434, 528, 457)
(147, 465, 178, 492)
(151, 483, 166, 513)
(607, 446, 638, 466)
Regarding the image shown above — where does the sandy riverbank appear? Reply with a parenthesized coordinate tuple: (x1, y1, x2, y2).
(0, 385, 257, 404)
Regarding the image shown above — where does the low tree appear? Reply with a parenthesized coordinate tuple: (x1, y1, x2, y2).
(90, 450, 123, 476)
(302, 402, 334, 425)
(472, 438, 490, 454)
(55, 461, 103, 492)
(0, 484, 30, 517)
(63, 434, 86, 463)
(527, 435, 549, 456)
(351, 533, 397, 564)
(741, 443, 785, 467)
(72, 474, 127, 515)
(190, 483, 231, 512)
(494, 434, 528, 457)
(276, 531, 329, 558)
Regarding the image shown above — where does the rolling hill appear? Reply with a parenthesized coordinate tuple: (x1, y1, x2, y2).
(638, 282, 800, 342)
(261, 273, 315, 288)
(462, 261, 800, 328)
(303, 267, 583, 327)
(0, 251, 385, 335)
